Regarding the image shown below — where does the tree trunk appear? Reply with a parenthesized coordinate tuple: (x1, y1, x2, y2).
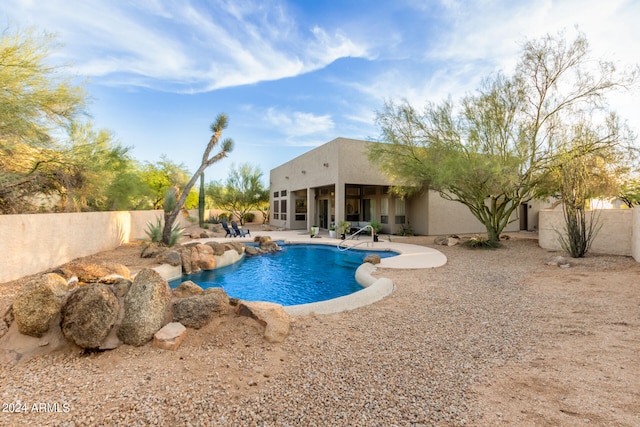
(198, 173, 205, 227)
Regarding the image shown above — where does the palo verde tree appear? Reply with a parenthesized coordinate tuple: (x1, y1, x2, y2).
(0, 27, 86, 213)
(161, 114, 233, 245)
(206, 162, 269, 225)
(370, 31, 637, 244)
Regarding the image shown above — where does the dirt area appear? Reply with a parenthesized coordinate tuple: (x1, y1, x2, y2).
(476, 263, 640, 426)
(0, 226, 638, 425)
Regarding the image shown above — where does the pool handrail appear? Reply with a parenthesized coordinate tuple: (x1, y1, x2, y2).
(337, 224, 375, 251)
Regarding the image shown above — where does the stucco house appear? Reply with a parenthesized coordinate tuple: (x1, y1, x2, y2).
(269, 137, 542, 235)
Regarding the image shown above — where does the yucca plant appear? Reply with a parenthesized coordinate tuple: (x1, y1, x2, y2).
(145, 217, 184, 247)
(145, 218, 163, 243)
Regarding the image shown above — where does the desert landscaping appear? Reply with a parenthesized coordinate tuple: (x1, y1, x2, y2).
(0, 228, 639, 426)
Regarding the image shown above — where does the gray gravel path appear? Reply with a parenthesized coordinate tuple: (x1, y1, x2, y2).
(1, 239, 555, 426)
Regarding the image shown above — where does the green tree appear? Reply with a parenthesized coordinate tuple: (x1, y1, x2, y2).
(370, 32, 637, 244)
(162, 114, 233, 245)
(0, 27, 86, 213)
(53, 121, 139, 212)
(138, 156, 191, 210)
(545, 117, 631, 257)
(206, 162, 268, 225)
(618, 178, 640, 208)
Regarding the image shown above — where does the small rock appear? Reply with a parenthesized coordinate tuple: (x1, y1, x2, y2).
(363, 254, 381, 265)
(153, 322, 187, 350)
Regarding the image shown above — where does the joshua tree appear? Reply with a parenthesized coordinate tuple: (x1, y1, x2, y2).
(162, 114, 233, 245)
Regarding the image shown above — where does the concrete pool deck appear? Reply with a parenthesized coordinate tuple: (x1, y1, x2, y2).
(203, 229, 448, 269)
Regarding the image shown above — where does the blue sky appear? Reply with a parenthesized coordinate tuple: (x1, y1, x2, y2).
(2, 0, 638, 183)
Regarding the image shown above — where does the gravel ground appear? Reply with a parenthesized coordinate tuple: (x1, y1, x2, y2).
(0, 237, 637, 426)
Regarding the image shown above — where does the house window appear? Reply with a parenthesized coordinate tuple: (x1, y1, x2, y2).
(280, 200, 287, 220)
(295, 199, 306, 221)
(273, 200, 279, 220)
(273, 191, 279, 198)
(281, 190, 287, 197)
(381, 197, 389, 224)
(395, 198, 406, 224)
(345, 185, 361, 222)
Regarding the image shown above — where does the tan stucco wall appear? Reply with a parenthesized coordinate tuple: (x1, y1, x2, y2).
(539, 208, 634, 256)
(425, 191, 519, 236)
(269, 138, 395, 230)
(0, 209, 196, 283)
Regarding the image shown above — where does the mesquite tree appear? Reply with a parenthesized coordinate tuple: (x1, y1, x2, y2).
(162, 114, 233, 245)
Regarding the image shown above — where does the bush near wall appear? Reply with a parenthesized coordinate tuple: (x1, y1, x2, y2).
(539, 208, 639, 259)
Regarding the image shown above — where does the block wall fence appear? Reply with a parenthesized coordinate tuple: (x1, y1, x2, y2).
(0, 209, 263, 283)
(539, 207, 640, 261)
(1, 207, 637, 284)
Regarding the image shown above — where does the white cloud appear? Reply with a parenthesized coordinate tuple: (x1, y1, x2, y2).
(265, 108, 334, 139)
(1, 0, 371, 92)
(345, 0, 639, 121)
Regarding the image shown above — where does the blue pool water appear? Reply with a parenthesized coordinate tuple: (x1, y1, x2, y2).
(169, 244, 395, 306)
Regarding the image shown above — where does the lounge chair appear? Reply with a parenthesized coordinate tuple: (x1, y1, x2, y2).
(231, 220, 250, 237)
(221, 219, 234, 237)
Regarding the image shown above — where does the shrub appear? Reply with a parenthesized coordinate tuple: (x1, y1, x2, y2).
(243, 212, 255, 223)
(398, 224, 414, 236)
(145, 218, 184, 247)
(206, 215, 220, 224)
(145, 218, 163, 243)
(462, 234, 502, 249)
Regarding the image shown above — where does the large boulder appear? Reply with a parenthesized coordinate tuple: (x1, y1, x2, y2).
(117, 269, 172, 346)
(224, 242, 245, 255)
(141, 243, 164, 259)
(158, 250, 182, 267)
(53, 262, 130, 284)
(244, 245, 260, 256)
(205, 241, 226, 256)
(190, 243, 216, 272)
(61, 283, 119, 349)
(172, 280, 204, 298)
(172, 288, 230, 329)
(12, 273, 68, 337)
(178, 247, 193, 275)
(235, 301, 291, 343)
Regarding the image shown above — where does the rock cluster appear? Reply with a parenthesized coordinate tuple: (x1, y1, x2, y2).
(433, 234, 461, 246)
(544, 255, 572, 268)
(1, 238, 291, 360)
(245, 235, 282, 255)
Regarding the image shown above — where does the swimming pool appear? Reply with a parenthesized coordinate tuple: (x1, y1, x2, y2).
(169, 244, 395, 306)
